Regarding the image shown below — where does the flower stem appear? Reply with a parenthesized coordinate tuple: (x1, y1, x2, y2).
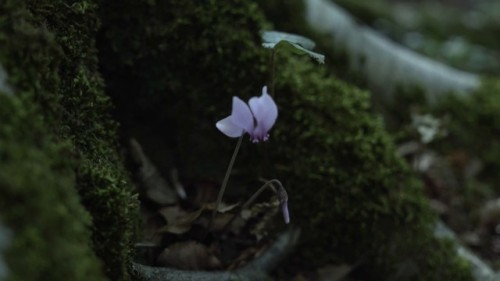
(208, 135, 244, 230)
(241, 179, 281, 210)
(270, 49, 276, 96)
(222, 179, 289, 232)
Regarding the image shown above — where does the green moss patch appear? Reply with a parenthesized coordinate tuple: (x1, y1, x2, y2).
(270, 54, 471, 280)
(0, 0, 138, 280)
(0, 94, 106, 281)
(431, 79, 500, 187)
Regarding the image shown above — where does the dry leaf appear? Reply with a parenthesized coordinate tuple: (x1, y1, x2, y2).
(223, 201, 280, 235)
(170, 168, 187, 199)
(146, 187, 177, 206)
(137, 207, 165, 265)
(157, 222, 192, 235)
(157, 208, 204, 235)
(196, 213, 236, 232)
(226, 243, 269, 270)
(217, 202, 241, 213)
(317, 264, 353, 281)
(227, 216, 247, 234)
(130, 139, 177, 205)
(156, 241, 221, 270)
(140, 206, 165, 245)
(158, 203, 242, 235)
(158, 206, 189, 224)
(201, 202, 240, 213)
(250, 200, 280, 241)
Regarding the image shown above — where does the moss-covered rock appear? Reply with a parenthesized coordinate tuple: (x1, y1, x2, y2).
(98, 1, 472, 280)
(0, 0, 138, 280)
(271, 54, 471, 280)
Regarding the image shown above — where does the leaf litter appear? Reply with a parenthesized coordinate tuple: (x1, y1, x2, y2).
(131, 139, 288, 271)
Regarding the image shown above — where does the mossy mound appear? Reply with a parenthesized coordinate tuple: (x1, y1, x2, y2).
(431, 79, 500, 188)
(271, 54, 471, 280)
(0, 95, 106, 281)
(0, 1, 138, 280)
(98, 1, 472, 280)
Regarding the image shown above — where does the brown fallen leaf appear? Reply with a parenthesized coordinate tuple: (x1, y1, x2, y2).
(250, 200, 280, 241)
(226, 242, 269, 270)
(158, 206, 189, 224)
(170, 168, 187, 199)
(196, 213, 236, 232)
(136, 206, 165, 265)
(202, 202, 240, 213)
(157, 202, 239, 235)
(317, 264, 353, 281)
(140, 206, 165, 245)
(217, 202, 241, 213)
(156, 241, 221, 270)
(130, 138, 178, 205)
(220, 200, 280, 235)
(157, 208, 204, 235)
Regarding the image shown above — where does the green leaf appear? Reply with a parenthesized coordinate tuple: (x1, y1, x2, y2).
(261, 31, 325, 64)
(262, 31, 316, 50)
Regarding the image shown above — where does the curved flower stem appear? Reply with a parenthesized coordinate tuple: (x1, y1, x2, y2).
(223, 179, 289, 233)
(208, 135, 244, 231)
(242, 179, 281, 210)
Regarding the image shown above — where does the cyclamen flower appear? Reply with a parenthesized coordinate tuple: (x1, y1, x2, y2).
(216, 86, 278, 143)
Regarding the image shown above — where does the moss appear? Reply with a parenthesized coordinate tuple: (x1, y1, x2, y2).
(98, 0, 270, 180)
(430, 79, 500, 188)
(0, 0, 138, 280)
(0, 94, 106, 281)
(270, 54, 471, 280)
(98, 1, 472, 280)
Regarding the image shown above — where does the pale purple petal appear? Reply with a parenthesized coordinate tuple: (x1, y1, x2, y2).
(230, 97, 254, 134)
(216, 116, 244, 138)
(248, 86, 278, 141)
